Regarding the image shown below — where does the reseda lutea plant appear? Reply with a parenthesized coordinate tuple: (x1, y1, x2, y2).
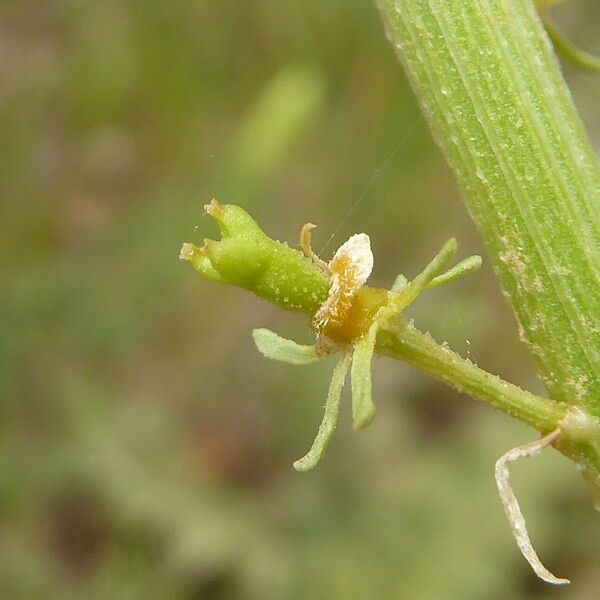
(181, 201, 600, 584)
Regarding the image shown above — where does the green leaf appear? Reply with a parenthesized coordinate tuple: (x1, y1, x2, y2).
(252, 328, 320, 365)
(293, 351, 352, 472)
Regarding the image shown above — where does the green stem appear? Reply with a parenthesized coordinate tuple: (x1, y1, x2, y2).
(377, 318, 600, 483)
(375, 0, 600, 415)
(378, 318, 566, 432)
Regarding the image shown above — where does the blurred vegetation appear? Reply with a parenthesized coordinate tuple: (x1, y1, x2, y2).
(1, 1, 599, 598)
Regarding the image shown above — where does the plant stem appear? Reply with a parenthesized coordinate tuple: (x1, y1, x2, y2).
(376, 318, 600, 483)
(375, 0, 600, 415)
(377, 318, 566, 431)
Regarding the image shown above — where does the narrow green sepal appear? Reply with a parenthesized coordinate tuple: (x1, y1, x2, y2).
(252, 328, 320, 365)
(293, 351, 352, 472)
(402, 238, 457, 305)
(425, 255, 482, 290)
(416, 238, 457, 285)
(350, 324, 378, 429)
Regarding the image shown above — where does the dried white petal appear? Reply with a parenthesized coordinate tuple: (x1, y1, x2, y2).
(329, 233, 373, 289)
(311, 233, 374, 336)
(494, 429, 570, 585)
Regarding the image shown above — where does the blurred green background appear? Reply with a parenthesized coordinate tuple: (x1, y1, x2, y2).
(1, 1, 599, 598)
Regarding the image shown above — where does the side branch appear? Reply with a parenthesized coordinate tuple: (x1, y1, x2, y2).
(377, 318, 567, 432)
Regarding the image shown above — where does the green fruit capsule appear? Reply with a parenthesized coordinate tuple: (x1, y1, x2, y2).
(180, 201, 329, 313)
